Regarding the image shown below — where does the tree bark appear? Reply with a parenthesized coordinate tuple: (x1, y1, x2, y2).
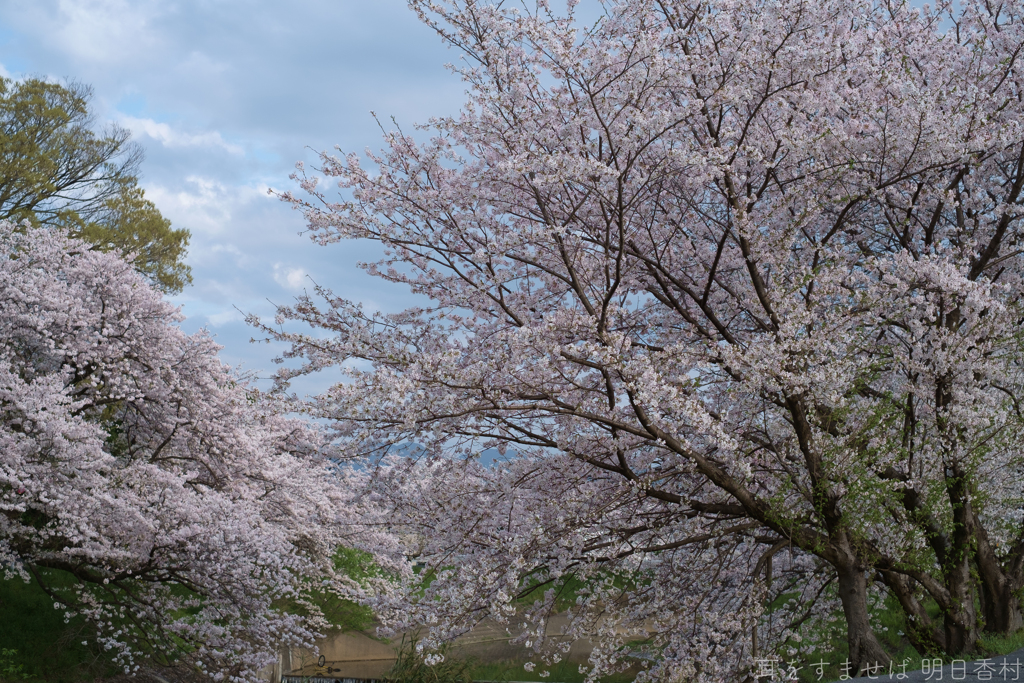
(837, 562, 892, 675)
(941, 464, 980, 654)
(941, 555, 979, 654)
(878, 570, 945, 655)
(976, 523, 1024, 634)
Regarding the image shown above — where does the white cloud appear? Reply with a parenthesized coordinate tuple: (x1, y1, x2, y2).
(145, 176, 267, 237)
(0, 0, 456, 395)
(206, 309, 244, 327)
(273, 264, 308, 291)
(119, 116, 244, 155)
(25, 0, 168, 65)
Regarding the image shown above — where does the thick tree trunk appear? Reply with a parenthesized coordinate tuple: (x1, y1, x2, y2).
(941, 464, 980, 654)
(978, 579, 1022, 634)
(837, 563, 891, 676)
(942, 556, 979, 654)
(974, 522, 1023, 634)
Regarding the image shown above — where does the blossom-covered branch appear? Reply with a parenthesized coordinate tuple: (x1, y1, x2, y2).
(265, 0, 1024, 679)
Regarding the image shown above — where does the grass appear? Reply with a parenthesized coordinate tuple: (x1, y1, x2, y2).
(977, 629, 1024, 659)
(791, 593, 1024, 683)
(0, 571, 117, 682)
(386, 635, 475, 683)
(0, 545, 381, 683)
(11, 560, 1024, 683)
(278, 546, 378, 636)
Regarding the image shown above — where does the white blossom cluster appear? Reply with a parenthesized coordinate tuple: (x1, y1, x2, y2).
(262, 0, 1024, 680)
(0, 222, 351, 680)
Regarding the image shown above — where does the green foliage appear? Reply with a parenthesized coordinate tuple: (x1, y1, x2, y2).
(77, 180, 191, 294)
(318, 546, 379, 633)
(386, 635, 475, 683)
(515, 571, 588, 611)
(280, 546, 381, 634)
(515, 567, 644, 614)
(791, 592, 1024, 683)
(0, 77, 190, 293)
(0, 649, 29, 682)
(0, 77, 127, 227)
(978, 628, 1024, 659)
(334, 545, 390, 585)
(0, 571, 117, 682)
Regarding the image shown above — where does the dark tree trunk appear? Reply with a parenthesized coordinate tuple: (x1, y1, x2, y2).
(941, 464, 980, 654)
(976, 523, 1024, 634)
(837, 562, 892, 675)
(941, 555, 979, 654)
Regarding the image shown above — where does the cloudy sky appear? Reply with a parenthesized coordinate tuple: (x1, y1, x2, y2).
(0, 0, 466, 394)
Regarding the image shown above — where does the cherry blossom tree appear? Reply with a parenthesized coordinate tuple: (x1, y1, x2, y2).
(0, 220, 349, 680)
(264, 0, 1024, 678)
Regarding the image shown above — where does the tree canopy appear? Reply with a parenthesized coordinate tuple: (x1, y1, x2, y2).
(0, 221, 347, 679)
(0, 77, 190, 293)
(258, 0, 1024, 680)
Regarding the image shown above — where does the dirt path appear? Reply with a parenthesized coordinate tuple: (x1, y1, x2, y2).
(285, 615, 595, 679)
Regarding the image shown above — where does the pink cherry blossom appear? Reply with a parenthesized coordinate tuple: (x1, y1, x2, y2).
(0, 221, 351, 680)
(263, 0, 1024, 679)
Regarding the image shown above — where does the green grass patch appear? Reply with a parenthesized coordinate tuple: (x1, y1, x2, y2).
(276, 546, 382, 635)
(792, 596, 941, 683)
(386, 635, 475, 683)
(0, 571, 117, 682)
(793, 593, 1024, 683)
(978, 628, 1024, 658)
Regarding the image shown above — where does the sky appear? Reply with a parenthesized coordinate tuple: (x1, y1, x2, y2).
(0, 0, 466, 395)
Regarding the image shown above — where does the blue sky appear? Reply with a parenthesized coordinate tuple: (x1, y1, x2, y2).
(0, 0, 466, 395)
